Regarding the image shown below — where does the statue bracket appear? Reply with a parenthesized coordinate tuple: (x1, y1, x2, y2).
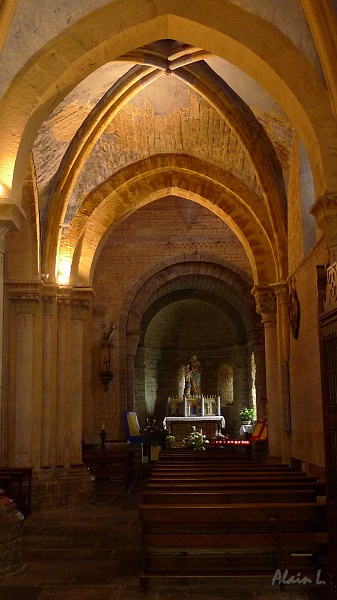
(99, 370, 113, 391)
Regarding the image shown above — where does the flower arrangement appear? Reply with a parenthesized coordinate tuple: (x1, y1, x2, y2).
(182, 426, 209, 450)
(142, 418, 168, 446)
(239, 407, 256, 422)
(166, 435, 175, 448)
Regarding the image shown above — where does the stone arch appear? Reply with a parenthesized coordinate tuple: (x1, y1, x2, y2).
(45, 59, 286, 277)
(0, 0, 336, 212)
(62, 154, 278, 287)
(117, 253, 260, 413)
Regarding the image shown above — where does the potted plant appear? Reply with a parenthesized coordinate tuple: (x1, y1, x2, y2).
(239, 406, 256, 424)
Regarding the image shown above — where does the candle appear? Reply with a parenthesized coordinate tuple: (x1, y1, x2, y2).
(102, 421, 105, 431)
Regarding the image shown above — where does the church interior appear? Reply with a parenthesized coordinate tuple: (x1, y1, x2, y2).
(1, 0, 337, 598)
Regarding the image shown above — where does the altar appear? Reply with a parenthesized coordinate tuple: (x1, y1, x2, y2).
(163, 416, 226, 441)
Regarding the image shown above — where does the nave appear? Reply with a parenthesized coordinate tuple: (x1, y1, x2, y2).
(0, 453, 331, 600)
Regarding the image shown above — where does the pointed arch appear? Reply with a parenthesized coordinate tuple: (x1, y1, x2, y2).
(0, 0, 336, 213)
(57, 154, 279, 286)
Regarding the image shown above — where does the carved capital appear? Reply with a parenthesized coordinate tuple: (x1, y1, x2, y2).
(71, 288, 93, 320)
(272, 281, 289, 304)
(71, 298, 91, 320)
(57, 290, 71, 318)
(252, 285, 276, 323)
(42, 293, 56, 316)
(310, 191, 337, 248)
(10, 291, 40, 314)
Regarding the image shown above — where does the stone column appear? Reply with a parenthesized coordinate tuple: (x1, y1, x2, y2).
(0, 228, 6, 463)
(41, 293, 57, 467)
(56, 296, 70, 467)
(11, 292, 40, 467)
(252, 285, 282, 458)
(273, 282, 291, 462)
(69, 298, 90, 465)
(126, 331, 140, 412)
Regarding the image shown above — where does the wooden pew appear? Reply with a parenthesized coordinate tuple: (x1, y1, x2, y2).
(139, 502, 328, 587)
(142, 488, 318, 504)
(147, 474, 318, 484)
(0, 467, 32, 516)
(145, 480, 326, 495)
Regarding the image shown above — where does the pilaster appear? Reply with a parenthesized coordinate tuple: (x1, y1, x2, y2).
(273, 281, 291, 462)
(9, 287, 41, 467)
(41, 290, 57, 467)
(56, 292, 71, 467)
(69, 295, 91, 465)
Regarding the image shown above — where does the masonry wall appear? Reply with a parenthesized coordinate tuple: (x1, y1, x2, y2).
(289, 237, 328, 469)
(90, 196, 253, 441)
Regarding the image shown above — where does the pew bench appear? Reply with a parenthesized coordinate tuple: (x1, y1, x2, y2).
(139, 502, 328, 588)
(145, 480, 326, 495)
(142, 488, 319, 504)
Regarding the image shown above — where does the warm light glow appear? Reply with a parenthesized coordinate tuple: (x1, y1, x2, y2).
(57, 273, 69, 285)
(0, 183, 4, 195)
(57, 258, 71, 286)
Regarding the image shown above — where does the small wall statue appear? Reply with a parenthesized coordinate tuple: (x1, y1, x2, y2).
(100, 321, 115, 372)
(99, 322, 115, 390)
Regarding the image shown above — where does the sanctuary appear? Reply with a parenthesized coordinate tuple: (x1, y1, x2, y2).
(164, 355, 225, 440)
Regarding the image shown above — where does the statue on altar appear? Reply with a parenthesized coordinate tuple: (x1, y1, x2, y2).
(185, 355, 201, 397)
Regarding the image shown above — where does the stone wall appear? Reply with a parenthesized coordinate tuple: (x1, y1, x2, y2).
(91, 196, 253, 440)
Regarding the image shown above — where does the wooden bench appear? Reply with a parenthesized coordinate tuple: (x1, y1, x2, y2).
(0, 467, 33, 516)
(139, 502, 328, 587)
(147, 473, 318, 485)
(146, 479, 326, 495)
(142, 488, 319, 504)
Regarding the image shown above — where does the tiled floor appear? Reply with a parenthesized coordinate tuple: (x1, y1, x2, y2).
(0, 474, 332, 600)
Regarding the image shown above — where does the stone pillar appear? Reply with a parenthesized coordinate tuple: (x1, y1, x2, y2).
(252, 286, 282, 458)
(56, 296, 70, 467)
(69, 298, 90, 465)
(126, 331, 140, 412)
(11, 292, 40, 467)
(0, 228, 6, 463)
(41, 293, 57, 467)
(273, 281, 291, 463)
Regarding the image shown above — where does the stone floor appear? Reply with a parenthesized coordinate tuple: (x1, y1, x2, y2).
(0, 473, 332, 600)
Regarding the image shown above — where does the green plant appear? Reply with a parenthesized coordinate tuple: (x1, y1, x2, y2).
(239, 406, 256, 422)
(182, 426, 209, 450)
(166, 435, 175, 444)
